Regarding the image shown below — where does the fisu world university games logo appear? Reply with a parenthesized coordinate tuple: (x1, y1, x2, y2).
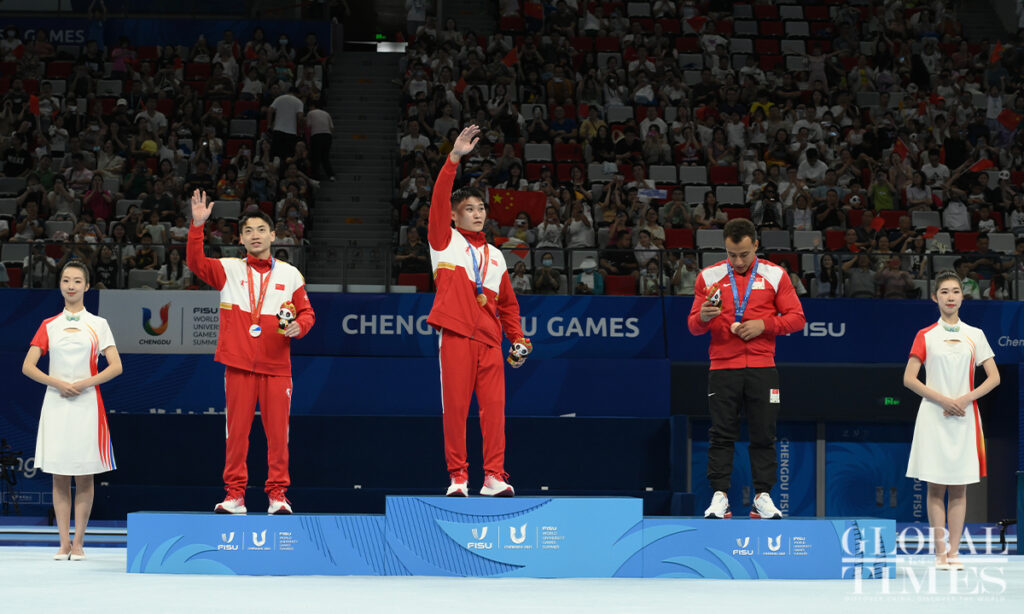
(142, 303, 171, 336)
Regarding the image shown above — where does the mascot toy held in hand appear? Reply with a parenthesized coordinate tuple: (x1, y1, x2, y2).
(277, 301, 297, 334)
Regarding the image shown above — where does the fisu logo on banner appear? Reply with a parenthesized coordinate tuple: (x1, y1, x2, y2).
(217, 532, 238, 551)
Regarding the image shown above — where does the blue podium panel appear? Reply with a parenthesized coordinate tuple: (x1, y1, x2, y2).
(127, 513, 399, 576)
(636, 518, 897, 580)
(127, 500, 896, 579)
(384, 497, 644, 578)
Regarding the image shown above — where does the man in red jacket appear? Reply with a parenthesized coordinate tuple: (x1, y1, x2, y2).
(688, 218, 805, 519)
(189, 190, 315, 515)
(428, 125, 532, 497)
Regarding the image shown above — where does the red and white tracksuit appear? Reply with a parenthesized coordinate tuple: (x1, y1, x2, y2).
(686, 259, 806, 369)
(428, 158, 525, 478)
(187, 224, 315, 498)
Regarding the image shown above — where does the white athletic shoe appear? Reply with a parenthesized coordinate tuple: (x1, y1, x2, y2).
(704, 491, 732, 519)
(446, 471, 469, 497)
(480, 473, 515, 497)
(214, 496, 247, 515)
(268, 492, 293, 515)
(750, 492, 783, 519)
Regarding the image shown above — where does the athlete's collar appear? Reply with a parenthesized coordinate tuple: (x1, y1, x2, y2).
(456, 227, 487, 247)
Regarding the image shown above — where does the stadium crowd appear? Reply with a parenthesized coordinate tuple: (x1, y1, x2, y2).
(393, 0, 1024, 299)
(0, 22, 332, 289)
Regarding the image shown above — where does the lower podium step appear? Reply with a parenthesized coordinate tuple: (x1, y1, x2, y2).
(127, 496, 896, 579)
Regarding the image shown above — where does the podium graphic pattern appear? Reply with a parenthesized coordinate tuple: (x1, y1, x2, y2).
(127, 497, 896, 578)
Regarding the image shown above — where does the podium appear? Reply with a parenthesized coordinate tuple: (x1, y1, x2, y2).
(127, 497, 896, 578)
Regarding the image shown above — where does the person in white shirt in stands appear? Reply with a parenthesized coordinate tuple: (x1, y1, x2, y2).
(796, 147, 829, 187)
(920, 149, 950, 188)
(399, 120, 431, 158)
(626, 164, 656, 204)
(268, 87, 305, 162)
(940, 181, 972, 232)
(133, 96, 168, 138)
(305, 99, 335, 181)
(157, 247, 192, 289)
(240, 68, 265, 100)
(639, 106, 667, 137)
(563, 201, 596, 248)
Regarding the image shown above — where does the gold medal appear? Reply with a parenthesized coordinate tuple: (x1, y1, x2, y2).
(477, 293, 488, 307)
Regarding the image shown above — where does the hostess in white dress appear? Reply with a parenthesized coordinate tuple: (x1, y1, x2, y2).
(31, 309, 117, 476)
(906, 319, 994, 485)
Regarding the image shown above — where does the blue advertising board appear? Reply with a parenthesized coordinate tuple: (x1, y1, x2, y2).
(3, 290, 1022, 363)
(293, 293, 667, 359)
(0, 18, 329, 50)
(127, 497, 896, 579)
(665, 297, 1024, 364)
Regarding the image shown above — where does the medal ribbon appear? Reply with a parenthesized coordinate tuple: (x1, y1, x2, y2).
(247, 259, 274, 329)
(727, 257, 758, 323)
(469, 243, 490, 298)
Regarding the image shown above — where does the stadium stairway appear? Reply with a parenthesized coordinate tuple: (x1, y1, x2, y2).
(307, 52, 402, 286)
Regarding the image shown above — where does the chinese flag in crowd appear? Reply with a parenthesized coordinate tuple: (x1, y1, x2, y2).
(997, 109, 1022, 131)
(454, 77, 467, 95)
(892, 138, 909, 160)
(687, 16, 708, 33)
(990, 41, 1003, 65)
(28, 95, 39, 116)
(488, 189, 546, 226)
(502, 48, 518, 66)
(524, 1, 544, 20)
(969, 159, 995, 173)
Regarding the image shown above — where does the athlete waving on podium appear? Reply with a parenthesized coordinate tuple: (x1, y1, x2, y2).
(188, 190, 315, 515)
(427, 125, 532, 498)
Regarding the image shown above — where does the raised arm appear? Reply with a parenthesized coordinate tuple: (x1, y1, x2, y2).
(186, 189, 227, 290)
(428, 124, 480, 250)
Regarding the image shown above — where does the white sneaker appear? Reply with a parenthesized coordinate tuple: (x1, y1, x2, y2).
(214, 497, 247, 514)
(704, 491, 731, 519)
(750, 492, 782, 519)
(446, 472, 468, 497)
(268, 492, 293, 515)
(480, 473, 514, 497)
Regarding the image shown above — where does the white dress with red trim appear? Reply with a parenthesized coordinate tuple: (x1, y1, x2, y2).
(906, 319, 994, 485)
(31, 309, 117, 476)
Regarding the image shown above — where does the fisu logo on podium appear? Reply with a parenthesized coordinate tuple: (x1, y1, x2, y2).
(733, 536, 753, 556)
(467, 526, 493, 549)
(218, 532, 238, 551)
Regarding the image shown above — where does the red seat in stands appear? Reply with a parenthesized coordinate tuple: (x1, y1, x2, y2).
(604, 275, 638, 295)
(397, 273, 433, 292)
